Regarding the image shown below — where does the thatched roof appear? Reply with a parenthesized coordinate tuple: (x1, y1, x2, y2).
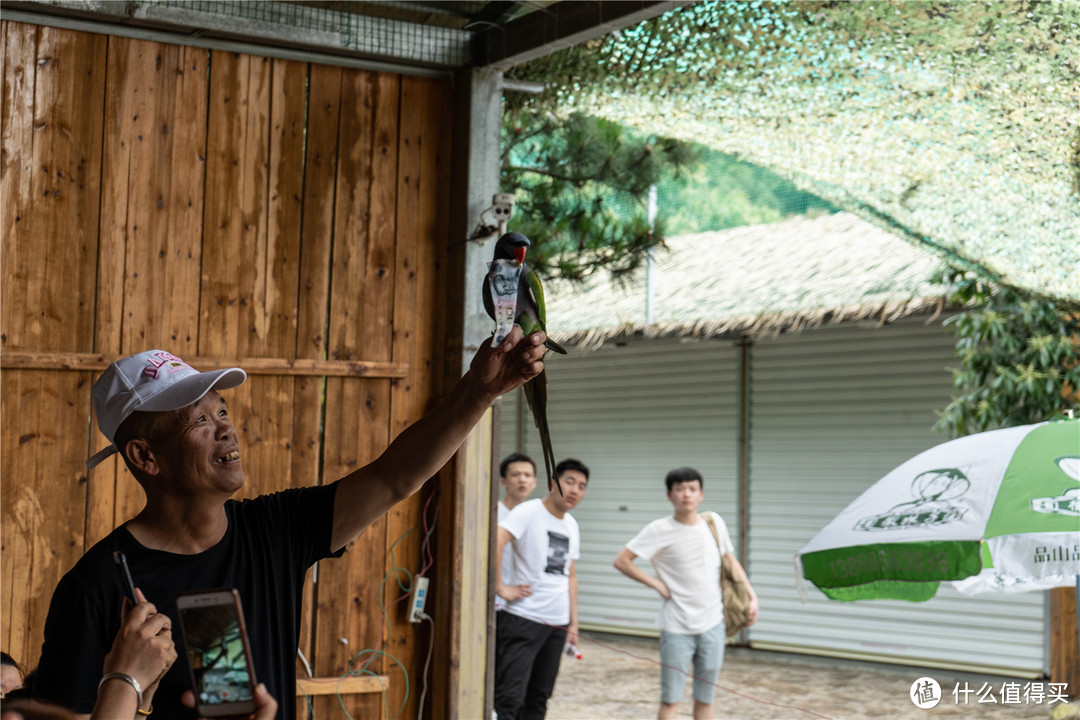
(545, 213, 948, 350)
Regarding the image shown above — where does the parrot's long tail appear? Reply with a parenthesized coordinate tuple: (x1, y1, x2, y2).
(545, 337, 568, 355)
(523, 369, 561, 495)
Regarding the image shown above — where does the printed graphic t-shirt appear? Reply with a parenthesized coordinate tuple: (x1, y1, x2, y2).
(499, 498, 580, 626)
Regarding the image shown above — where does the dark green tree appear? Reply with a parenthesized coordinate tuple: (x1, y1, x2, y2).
(934, 268, 1080, 437)
(500, 99, 699, 282)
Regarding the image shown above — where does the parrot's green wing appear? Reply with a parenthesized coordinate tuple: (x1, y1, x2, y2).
(521, 267, 567, 355)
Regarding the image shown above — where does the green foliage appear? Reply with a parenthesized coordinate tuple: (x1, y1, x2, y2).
(501, 103, 699, 282)
(934, 268, 1080, 437)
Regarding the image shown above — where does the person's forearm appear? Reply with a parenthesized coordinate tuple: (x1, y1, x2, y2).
(92, 677, 139, 720)
(569, 562, 579, 630)
(614, 551, 662, 592)
(372, 371, 494, 493)
(331, 328, 546, 552)
(495, 527, 510, 595)
(330, 371, 495, 551)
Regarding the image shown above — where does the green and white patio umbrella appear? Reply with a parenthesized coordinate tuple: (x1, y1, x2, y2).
(797, 419, 1080, 602)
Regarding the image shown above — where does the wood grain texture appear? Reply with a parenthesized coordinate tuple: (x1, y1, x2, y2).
(2, 23, 455, 711)
(385, 74, 453, 720)
(295, 674, 390, 696)
(309, 65, 392, 720)
(1, 22, 105, 665)
(0, 351, 406, 377)
(0, 24, 104, 354)
(1049, 587, 1078, 695)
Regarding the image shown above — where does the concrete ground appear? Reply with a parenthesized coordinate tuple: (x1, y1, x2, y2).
(544, 632, 1067, 720)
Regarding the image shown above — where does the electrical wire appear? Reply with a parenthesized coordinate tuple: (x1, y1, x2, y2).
(419, 485, 439, 576)
(416, 613, 435, 720)
(297, 648, 314, 678)
(318, 484, 440, 719)
(503, 608, 836, 720)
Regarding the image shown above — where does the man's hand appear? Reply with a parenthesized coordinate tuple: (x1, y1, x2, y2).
(496, 582, 533, 602)
(105, 589, 176, 701)
(182, 683, 277, 720)
(467, 326, 546, 404)
(746, 595, 760, 626)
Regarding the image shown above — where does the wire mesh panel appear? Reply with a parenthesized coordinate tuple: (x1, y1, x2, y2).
(99, 0, 480, 68)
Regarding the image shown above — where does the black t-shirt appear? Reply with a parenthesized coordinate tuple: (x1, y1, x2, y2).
(33, 482, 343, 719)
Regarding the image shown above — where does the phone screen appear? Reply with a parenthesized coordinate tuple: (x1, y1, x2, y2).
(176, 589, 257, 717)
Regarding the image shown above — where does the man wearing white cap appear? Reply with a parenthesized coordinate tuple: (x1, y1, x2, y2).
(32, 330, 546, 720)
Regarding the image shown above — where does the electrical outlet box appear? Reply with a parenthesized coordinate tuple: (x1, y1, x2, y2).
(408, 575, 430, 623)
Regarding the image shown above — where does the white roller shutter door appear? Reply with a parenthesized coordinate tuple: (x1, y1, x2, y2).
(746, 316, 1046, 676)
(498, 336, 741, 634)
(497, 317, 1048, 675)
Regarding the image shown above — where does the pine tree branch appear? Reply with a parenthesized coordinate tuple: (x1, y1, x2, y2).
(504, 165, 589, 185)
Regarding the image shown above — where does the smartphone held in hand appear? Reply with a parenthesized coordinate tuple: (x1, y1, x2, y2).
(176, 588, 258, 718)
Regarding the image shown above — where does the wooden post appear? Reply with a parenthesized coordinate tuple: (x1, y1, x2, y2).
(1050, 586, 1079, 697)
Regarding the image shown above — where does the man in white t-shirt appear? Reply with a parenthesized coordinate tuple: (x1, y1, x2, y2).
(494, 458, 590, 720)
(497, 453, 539, 613)
(613, 467, 758, 720)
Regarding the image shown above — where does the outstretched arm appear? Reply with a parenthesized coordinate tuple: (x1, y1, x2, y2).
(330, 327, 546, 553)
(613, 547, 670, 599)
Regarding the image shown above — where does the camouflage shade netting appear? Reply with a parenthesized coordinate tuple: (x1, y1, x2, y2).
(508, 0, 1080, 302)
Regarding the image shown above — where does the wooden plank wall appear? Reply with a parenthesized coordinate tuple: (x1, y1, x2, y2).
(1, 21, 452, 720)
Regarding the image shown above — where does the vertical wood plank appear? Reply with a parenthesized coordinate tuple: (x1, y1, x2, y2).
(265, 57, 305, 360)
(1050, 587, 1079, 695)
(0, 21, 105, 665)
(1, 24, 104, 352)
(90, 37, 210, 544)
(385, 74, 451, 720)
(226, 56, 308, 503)
(201, 50, 271, 360)
(1, 370, 93, 668)
(1, 22, 38, 352)
(295, 63, 340, 363)
(311, 66, 391, 720)
(110, 39, 207, 354)
(294, 63, 341, 706)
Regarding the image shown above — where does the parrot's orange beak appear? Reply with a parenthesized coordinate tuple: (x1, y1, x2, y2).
(514, 247, 527, 266)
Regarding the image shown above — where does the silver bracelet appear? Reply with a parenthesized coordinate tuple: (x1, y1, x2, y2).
(99, 672, 144, 709)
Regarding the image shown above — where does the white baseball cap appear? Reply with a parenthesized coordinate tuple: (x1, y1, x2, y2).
(87, 350, 247, 469)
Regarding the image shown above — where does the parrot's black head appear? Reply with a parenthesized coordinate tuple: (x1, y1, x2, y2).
(493, 232, 531, 266)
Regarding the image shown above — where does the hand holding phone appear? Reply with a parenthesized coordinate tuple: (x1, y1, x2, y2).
(182, 682, 277, 720)
(176, 589, 258, 718)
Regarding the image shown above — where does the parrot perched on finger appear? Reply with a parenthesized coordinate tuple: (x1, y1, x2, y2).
(483, 232, 566, 495)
